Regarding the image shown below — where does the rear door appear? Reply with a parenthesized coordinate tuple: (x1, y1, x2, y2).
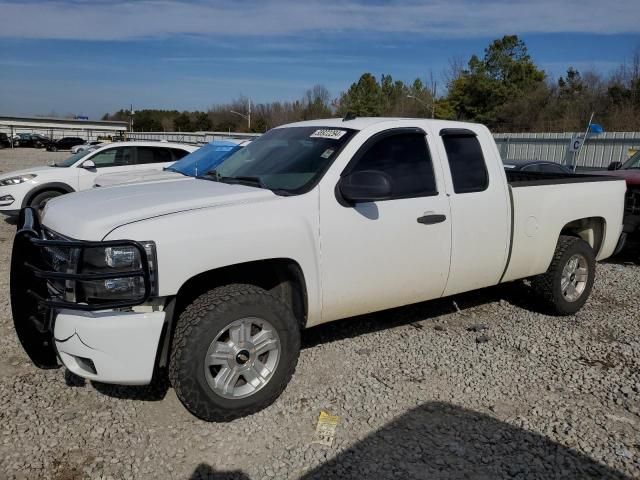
(436, 128, 511, 296)
(319, 128, 452, 322)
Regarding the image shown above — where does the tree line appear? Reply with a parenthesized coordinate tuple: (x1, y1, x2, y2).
(102, 36, 640, 133)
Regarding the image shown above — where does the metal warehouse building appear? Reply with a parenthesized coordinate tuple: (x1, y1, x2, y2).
(0, 115, 128, 144)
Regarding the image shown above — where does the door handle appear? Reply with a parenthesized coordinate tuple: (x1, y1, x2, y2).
(417, 214, 447, 225)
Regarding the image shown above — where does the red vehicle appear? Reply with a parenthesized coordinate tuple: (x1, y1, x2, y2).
(599, 152, 640, 241)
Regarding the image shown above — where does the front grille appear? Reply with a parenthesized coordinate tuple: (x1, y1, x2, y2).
(12, 207, 153, 311)
(625, 188, 640, 216)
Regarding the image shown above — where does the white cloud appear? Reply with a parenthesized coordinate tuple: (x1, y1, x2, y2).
(0, 0, 639, 41)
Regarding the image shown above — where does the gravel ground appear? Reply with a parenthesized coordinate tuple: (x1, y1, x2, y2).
(0, 147, 639, 479)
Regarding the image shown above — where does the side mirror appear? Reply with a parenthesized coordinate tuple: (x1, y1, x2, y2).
(338, 170, 392, 204)
(608, 161, 622, 171)
(82, 160, 96, 170)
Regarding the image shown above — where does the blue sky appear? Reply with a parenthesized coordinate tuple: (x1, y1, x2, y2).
(0, 0, 639, 119)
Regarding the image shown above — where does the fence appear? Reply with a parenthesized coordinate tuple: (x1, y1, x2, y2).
(0, 127, 125, 143)
(494, 132, 640, 169)
(124, 131, 261, 144)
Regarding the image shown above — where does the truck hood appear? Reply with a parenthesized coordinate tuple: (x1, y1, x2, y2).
(95, 169, 187, 187)
(41, 178, 275, 240)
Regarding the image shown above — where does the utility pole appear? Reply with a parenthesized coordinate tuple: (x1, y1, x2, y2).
(407, 95, 435, 119)
(128, 104, 135, 132)
(230, 97, 252, 131)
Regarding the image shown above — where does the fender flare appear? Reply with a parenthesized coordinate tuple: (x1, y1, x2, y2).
(22, 182, 75, 208)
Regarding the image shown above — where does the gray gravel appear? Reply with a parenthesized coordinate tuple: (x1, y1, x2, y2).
(0, 147, 639, 479)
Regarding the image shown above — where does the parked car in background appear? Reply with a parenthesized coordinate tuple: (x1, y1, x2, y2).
(46, 137, 85, 151)
(11, 117, 626, 421)
(94, 139, 250, 187)
(71, 141, 105, 154)
(503, 159, 572, 174)
(0, 133, 11, 148)
(14, 133, 51, 148)
(591, 151, 640, 240)
(0, 141, 197, 215)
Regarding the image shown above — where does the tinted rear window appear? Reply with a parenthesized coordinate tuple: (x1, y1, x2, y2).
(442, 134, 489, 194)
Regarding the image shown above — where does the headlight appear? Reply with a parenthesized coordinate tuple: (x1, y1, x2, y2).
(0, 174, 37, 186)
(41, 233, 157, 305)
(78, 242, 157, 303)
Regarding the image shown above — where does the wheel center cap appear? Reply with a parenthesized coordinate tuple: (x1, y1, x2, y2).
(235, 350, 250, 365)
(570, 273, 576, 282)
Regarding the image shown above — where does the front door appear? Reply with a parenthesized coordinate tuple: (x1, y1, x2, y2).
(77, 146, 136, 190)
(319, 129, 452, 323)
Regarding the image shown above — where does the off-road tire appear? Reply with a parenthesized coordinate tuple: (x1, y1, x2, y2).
(532, 235, 595, 315)
(29, 190, 63, 210)
(169, 284, 300, 421)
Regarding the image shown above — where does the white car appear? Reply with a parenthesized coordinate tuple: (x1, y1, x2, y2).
(11, 118, 625, 421)
(0, 141, 197, 215)
(94, 139, 250, 188)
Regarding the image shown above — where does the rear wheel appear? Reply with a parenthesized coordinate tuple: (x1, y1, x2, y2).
(29, 190, 63, 211)
(532, 235, 595, 315)
(169, 284, 300, 421)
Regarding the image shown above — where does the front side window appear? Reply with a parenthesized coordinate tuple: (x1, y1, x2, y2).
(88, 147, 135, 168)
(442, 134, 489, 194)
(212, 126, 356, 193)
(349, 132, 437, 198)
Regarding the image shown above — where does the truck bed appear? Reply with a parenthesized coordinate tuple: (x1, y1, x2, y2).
(506, 170, 624, 187)
(501, 171, 626, 283)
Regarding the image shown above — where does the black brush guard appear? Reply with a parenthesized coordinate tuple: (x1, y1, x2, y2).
(10, 207, 153, 368)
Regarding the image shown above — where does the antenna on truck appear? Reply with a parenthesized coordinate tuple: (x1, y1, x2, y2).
(342, 112, 357, 122)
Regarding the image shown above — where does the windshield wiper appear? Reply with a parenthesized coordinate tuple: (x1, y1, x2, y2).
(197, 171, 289, 195)
(198, 171, 264, 188)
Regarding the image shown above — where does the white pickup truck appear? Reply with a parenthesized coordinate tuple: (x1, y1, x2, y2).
(11, 118, 626, 421)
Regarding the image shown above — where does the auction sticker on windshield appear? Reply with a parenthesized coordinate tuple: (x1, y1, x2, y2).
(310, 129, 347, 140)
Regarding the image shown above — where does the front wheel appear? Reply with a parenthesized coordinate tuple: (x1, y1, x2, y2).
(169, 284, 300, 421)
(532, 235, 596, 315)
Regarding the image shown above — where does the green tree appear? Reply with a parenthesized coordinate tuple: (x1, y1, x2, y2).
(192, 111, 212, 131)
(173, 112, 193, 132)
(447, 35, 546, 128)
(302, 85, 332, 120)
(558, 68, 584, 98)
(338, 73, 383, 116)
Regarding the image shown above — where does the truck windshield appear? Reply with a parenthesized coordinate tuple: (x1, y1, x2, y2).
(52, 149, 93, 167)
(622, 151, 640, 169)
(166, 142, 241, 177)
(210, 126, 357, 193)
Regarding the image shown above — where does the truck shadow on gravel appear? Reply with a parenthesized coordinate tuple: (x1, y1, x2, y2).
(64, 368, 171, 402)
(603, 236, 640, 266)
(189, 402, 632, 479)
(302, 280, 540, 350)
